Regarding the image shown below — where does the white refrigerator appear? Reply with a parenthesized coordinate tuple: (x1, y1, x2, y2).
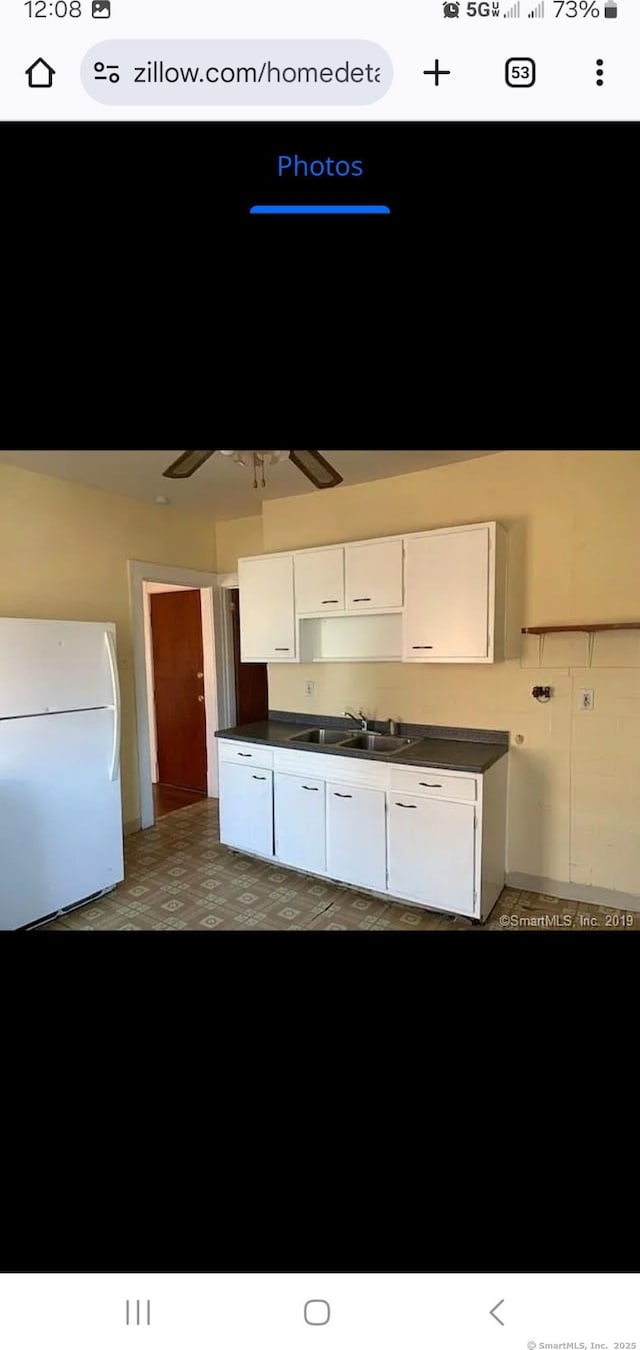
(0, 618, 125, 929)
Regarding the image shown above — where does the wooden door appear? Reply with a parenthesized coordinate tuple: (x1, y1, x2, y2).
(150, 590, 207, 792)
(230, 589, 268, 727)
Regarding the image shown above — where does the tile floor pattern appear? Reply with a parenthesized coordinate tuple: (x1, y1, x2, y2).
(39, 800, 640, 932)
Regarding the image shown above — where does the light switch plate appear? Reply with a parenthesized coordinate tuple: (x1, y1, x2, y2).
(578, 688, 595, 711)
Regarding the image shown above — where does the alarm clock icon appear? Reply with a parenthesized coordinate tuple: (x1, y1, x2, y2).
(443, 1, 460, 14)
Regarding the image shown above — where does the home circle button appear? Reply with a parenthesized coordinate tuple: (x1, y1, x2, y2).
(304, 1301, 331, 1326)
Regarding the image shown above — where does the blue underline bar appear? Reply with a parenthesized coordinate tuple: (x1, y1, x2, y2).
(249, 204, 391, 215)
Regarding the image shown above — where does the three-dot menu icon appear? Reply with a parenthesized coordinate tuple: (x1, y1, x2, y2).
(126, 1301, 151, 1327)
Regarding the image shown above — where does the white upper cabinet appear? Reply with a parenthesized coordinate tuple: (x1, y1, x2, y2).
(238, 554, 297, 662)
(237, 521, 505, 666)
(345, 539, 404, 611)
(404, 525, 493, 662)
(294, 547, 345, 614)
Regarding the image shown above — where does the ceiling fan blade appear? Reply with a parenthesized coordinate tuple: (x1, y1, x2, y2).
(289, 450, 343, 489)
(163, 450, 216, 479)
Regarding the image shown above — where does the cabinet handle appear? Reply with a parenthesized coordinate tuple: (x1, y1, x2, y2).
(412, 645, 433, 649)
(274, 647, 290, 651)
(322, 599, 339, 604)
(352, 597, 372, 603)
(334, 792, 353, 799)
(238, 752, 253, 757)
(302, 785, 319, 791)
(395, 802, 417, 809)
(420, 782, 442, 788)
(252, 775, 267, 781)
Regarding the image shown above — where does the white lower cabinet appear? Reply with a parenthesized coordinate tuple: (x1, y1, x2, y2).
(218, 761, 274, 858)
(388, 793, 476, 915)
(275, 771, 326, 874)
(326, 782, 387, 892)
(218, 740, 507, 921)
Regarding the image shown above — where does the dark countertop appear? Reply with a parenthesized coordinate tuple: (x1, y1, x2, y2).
(216, 715, 509, 774)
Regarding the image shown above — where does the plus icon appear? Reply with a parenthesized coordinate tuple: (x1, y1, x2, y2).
(423, 59, 451, 84)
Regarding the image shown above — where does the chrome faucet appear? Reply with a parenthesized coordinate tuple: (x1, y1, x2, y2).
(345, 709, 368, 732)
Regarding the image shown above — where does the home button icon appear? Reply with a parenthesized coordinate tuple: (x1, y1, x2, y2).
(304, 1301, 331, 1326)
(26, 57, 56, 87)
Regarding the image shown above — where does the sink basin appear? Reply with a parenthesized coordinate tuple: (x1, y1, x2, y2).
(289, 727, 351, 745)
(339, 733, 415, 753)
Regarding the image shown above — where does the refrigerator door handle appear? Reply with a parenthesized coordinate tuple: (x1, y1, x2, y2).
(105, 629, 121, 782)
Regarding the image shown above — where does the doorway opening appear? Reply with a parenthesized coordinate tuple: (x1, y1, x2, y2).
(130, 560, 226, 833)
(229, 588, 268, 726)
(144, 583, 208, 820)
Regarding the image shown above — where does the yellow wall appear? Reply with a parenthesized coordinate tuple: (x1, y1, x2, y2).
(256, 450, 640, 899)
(0, 463, 217, 829)
(215, 515, 263, 572)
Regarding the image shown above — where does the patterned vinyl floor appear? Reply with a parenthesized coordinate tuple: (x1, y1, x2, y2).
(39, 799, 639, 932)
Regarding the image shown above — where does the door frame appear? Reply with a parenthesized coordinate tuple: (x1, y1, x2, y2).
(129, 560, 226, 830)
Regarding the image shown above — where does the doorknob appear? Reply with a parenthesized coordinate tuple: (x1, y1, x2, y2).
(198, 694, 205, 703)
(197, 671, 204, 679)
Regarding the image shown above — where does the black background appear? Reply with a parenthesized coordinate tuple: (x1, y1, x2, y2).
(4, 121, 635, 444)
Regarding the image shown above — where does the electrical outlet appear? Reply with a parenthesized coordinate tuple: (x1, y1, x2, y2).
(578, 688, 594, 711)
(304, 681, 315, 697)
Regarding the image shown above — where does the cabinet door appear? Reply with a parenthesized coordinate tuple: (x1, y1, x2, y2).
(404, 528, 490, 660)
(238, 554, 296, 662)
(345, 539, 404, 611)
(294, 548, 344, 614)
(275, 772, 326, 874)
(219, 762, 274, 857)
(388, 793, 476, 914)
(326, 783, 387, 891)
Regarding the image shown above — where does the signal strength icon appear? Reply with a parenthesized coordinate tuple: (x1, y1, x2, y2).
(528, 0, 544, 13)
(503, 1, 520, 15)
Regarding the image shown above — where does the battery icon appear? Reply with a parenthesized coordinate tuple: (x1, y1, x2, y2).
(604, 0, 617, 14)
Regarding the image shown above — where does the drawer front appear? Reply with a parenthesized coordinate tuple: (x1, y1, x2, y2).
(218, 740, 274, 770)
(389, 766, 477, 802)
(272, 747, 390, 789)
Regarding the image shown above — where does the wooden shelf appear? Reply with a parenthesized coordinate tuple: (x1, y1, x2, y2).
(522, 622, 640, 669)
(522, 623, 640, 634)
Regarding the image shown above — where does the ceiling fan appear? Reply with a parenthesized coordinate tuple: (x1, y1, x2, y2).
(162, 449, 343, 489)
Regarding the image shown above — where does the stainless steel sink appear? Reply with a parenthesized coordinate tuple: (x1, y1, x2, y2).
(339, 733, 415, 753)
(289, 727, 352, 745)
